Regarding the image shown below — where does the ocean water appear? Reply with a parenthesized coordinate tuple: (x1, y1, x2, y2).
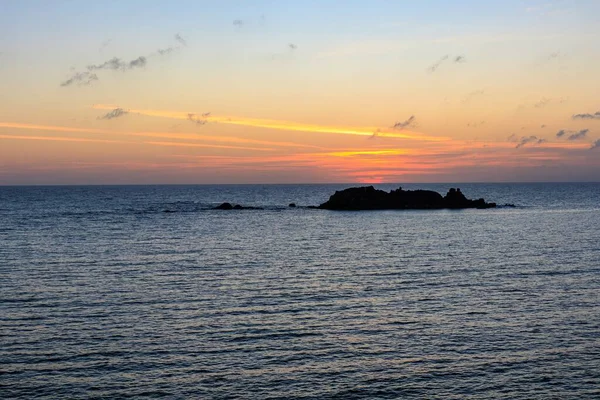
(1, 183, 599, 399)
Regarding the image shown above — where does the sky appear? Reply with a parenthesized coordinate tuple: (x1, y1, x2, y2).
(1, 0, 599, 184)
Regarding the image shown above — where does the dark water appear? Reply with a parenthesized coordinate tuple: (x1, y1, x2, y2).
(1, 183, 599, 399)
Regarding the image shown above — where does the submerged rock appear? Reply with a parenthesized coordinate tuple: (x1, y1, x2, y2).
(318, 186, 496, 210)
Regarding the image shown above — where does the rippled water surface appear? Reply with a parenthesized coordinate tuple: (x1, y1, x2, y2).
(1, 183, 599, 399)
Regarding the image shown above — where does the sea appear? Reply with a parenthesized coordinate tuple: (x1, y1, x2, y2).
(1, 183, 599, 399)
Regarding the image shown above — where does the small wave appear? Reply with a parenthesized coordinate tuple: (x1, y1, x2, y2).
(495, 203, 528, 209)
(497, 203, 516, 208)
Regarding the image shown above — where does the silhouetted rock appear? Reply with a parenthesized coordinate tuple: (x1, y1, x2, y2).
(444, 187, 495, 209)
(215, 202, 234, 210)
(289, 203, 297, 208)
(214, 202, 263, 210)
(318, 186, 496, 210)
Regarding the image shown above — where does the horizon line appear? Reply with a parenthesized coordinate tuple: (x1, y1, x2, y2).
(1, 181, 599, 187)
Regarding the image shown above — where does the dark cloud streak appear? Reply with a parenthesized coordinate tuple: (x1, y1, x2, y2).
(393, 115, 416, 130)
(427, 55, 449, 73)
(157, 47, 175, 55)
(87, 56, 147, 71)
(515, 135, 545, 148)
(60, 71, 98, 87)
(61, 34, 183, 87)
(174, 33, 187, 46)
(568, 129, 588, 141)
(556, 129, 590, 140)
(98, 108, 128, 120)
(187, 113, 209, 125)
(572, 111, 600, 120)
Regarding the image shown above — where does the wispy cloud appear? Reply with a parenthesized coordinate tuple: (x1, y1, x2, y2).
(88, 56, 147, 71)
(186, 113, 209, 125)
(174, 33, 187, 46)
(98, 108, 129, 120)
(572, 111, 600, 120)
(427, 55, 449, 73)
(233, 19, 244, 27)
(557, 128, 590, 140)
(60, 71, 98, 87)
(128, 56, 147, 68)
(62, 55, 147, 86)
(61, 35, 183, 87)
(157, 47, 176, 56)
(392, 115, 416, 130)
(467, 121, 485, 128)
(568, 129, 589, 140)
(518, 96, 567, 110)
(515, 135, 546, 148)
(427, 54, 466, 72)
(534, 97, 551, 108)
(462, 89, 485, 104)
(591, 139, 600, 150)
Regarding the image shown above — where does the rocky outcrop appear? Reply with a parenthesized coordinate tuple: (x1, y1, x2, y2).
(318, 186, 496, 210)
(214, 202, 264, 210)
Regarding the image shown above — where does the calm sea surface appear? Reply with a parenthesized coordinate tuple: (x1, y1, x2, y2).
(1, 183, 599, 399)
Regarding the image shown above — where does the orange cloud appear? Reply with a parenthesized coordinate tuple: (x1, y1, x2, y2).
(0, 122, 109, 134)
(1, 121, 319, 151)
(91, 104, 450, 142)
(131, 132, 323, 149)
(0, 134, 123, 144)
(143, 141, 276, 151)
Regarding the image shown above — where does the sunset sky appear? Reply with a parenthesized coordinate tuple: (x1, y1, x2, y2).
(1, 0, 599, 184)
